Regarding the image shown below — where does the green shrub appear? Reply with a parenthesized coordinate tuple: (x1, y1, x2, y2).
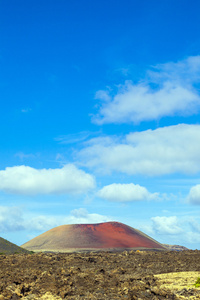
(194, 277, 200, 288)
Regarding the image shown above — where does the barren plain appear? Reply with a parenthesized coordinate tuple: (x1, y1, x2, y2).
(0, 250, 200, 299)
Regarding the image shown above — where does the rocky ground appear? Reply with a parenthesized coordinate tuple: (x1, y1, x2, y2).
(0, 250, 200, 299)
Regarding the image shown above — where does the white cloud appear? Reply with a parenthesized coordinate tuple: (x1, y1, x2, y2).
(15, 152, 37, 161)
(188, 218, 200, 232)
(98, 183, 159, 202)
(55, 131, 101, 145)
(139, 215, 200, 248)
(184, 231, 200, 245)
(148, 55, 200, 84)
(151, 216, 183, 235)
(25, 216, 59, 232)
(0, 206, 111, 233)
(0, 206, 24, 232)
(55, 131, 91, 145)
(93, 56, 200, 124)
(65, 208, 112, 224)
(95, 90, 111, 102)
(0, 164, 96, 195)
(77, 124, 200, 176)
(187, 184, 200, 204)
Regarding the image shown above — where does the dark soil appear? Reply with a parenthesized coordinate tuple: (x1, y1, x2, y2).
(0, 250, 200, 299)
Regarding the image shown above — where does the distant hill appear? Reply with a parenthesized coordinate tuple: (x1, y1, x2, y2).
(22, 221, 166, 252)
(163, 244, 189, 251)
(0, 237, 30, 254)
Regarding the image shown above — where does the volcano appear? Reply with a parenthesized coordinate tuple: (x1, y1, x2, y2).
(22, 222, 165, 252)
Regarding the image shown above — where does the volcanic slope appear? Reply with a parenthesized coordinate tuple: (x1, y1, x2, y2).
(0, 237, 30, 254)
(22, 221, 166, 252)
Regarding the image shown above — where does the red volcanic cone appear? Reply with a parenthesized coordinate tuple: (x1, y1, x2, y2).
(22, 222, 165, 252)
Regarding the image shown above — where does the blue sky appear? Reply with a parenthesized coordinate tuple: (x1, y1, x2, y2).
(1, 0, 200, 249)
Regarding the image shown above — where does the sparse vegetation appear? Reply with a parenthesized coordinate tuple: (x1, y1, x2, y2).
(194, 277, 200, 288)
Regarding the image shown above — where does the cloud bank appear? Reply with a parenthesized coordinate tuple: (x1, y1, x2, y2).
(0, 165, 95, 195)
(0, 206, 24, 232)
(98, 183, 159, 202)
(78, 124, 200, 176)
(93, 56, 200, 124)
(140, 215, 200, 247)
(151, 216, 183, 235)
(25, 208, 111, 232)
(0, 206, 111, 233)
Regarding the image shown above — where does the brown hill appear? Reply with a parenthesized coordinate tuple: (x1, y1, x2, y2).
(0, 237, 30, 254)
(22, 221, 166, 252)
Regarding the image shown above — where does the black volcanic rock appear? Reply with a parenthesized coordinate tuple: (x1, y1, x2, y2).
(1, 250, 200, 299)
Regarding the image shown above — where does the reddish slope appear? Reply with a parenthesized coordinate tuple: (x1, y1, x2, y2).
(22, 222, 165, 251)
